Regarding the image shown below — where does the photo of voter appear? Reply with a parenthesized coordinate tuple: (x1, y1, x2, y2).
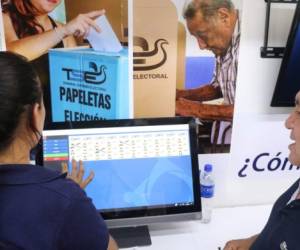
(0, 51, 118, 250)
(223, 90, 300, 249)
(2, 0, 129, 125)
(56, 0, 129, 123)
(1, 0, 104, 124)
(176, 0, 241, 153)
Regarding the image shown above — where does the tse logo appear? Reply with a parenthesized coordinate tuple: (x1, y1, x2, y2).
(62, 62, 107, 84)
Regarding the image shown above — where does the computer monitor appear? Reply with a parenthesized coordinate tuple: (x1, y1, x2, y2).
(271, 1, 300, 107)
(42, 117, 201, 247)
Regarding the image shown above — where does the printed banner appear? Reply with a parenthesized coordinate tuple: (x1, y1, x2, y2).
(133, 0, 178, 118)
(171, 0, 243, 154)
(1, 0, 130, 123)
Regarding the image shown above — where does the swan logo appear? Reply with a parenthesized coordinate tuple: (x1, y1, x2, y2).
(62, 62, 107, 85)
(133, 36, 169, 71)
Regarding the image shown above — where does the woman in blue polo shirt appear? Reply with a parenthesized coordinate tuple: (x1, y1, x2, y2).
(224, 91, 300, 249)
(0, 51, 118, 250)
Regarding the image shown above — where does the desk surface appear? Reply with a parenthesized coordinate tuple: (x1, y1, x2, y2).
(123, 204, 272, 250)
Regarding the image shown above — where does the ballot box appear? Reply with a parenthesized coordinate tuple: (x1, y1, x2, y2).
(49, 47, 130, 122)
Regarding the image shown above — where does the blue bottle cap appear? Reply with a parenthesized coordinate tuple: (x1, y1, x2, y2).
(204, 164, 213, 172)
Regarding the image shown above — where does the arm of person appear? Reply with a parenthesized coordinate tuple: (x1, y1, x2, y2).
(176, 98, 233, 121)
(223, 234, 259, 250)
(176, 84, 222, 102)
(108, 236, 119, 250)
(3, 12, 64, 61)
(3, 10, 104, 61)
(56, 22, 77, 48)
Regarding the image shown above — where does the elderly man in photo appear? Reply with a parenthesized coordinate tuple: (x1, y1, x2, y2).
(176, 0, 240, 136)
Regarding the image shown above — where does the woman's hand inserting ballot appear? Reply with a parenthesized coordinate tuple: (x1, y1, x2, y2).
(59, 10, 105, 39)
(61, 159, 95, 189)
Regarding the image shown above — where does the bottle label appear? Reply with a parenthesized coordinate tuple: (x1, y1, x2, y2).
(201, 184, 214, 198)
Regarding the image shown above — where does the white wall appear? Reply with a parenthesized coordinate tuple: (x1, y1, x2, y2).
(235, 1, 294, 115)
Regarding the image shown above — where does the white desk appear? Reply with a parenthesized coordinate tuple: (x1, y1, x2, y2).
(123, 204, 272, 250)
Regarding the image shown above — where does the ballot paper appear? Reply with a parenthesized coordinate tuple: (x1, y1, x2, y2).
(87, 15, 123, 53)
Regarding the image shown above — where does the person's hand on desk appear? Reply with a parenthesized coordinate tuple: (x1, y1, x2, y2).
(176, 98, 233, 121)
(176, 88, 189, 100)
(223, 235, 258, 250)
(176, 98, 197, 116)
(62, 159, 95, 189)
(176, 97, 214, 118)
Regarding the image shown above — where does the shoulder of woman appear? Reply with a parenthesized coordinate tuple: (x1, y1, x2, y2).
(53, 177, 89, 200)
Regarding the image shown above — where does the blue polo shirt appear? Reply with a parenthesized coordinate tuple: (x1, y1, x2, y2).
(251, 179, 300, 250)
(0, 164, 109, 250)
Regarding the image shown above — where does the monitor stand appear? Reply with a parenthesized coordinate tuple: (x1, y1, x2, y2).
(109, 225, 152, 248)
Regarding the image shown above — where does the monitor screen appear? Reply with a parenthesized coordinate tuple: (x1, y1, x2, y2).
(42, 117, 201, 227)
(271, 2, 300, 107)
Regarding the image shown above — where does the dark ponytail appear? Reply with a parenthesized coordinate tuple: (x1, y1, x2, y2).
(0, 51, 42, 152)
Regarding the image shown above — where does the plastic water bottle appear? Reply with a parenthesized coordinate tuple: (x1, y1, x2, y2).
(200, 164, 214, 223)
